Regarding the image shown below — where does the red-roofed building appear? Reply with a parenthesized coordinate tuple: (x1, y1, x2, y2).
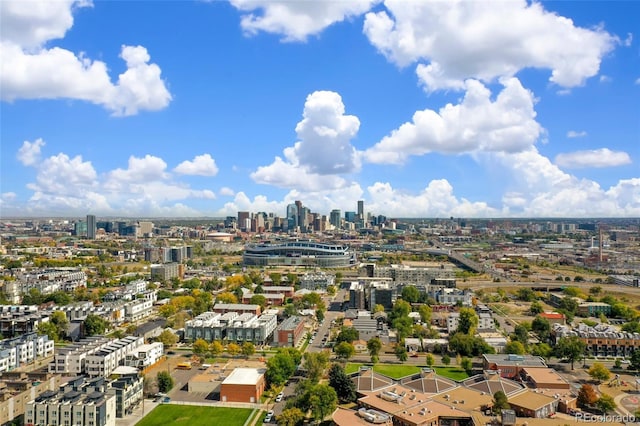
(538, 312, 566, 325)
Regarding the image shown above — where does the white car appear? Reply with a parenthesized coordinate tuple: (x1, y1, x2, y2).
(275, 393, 283, 402)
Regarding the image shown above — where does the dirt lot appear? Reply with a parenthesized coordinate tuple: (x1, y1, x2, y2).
(146, 353, 268, 403)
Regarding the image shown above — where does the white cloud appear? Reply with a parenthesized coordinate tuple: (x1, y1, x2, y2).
(0, 1, 171, 116)
(229, 0, 378, 42)
(27, 152, 98, 195)
(174, 154, 219, 176)
(251, 90, 360, 190)
(1, 192, 17, 201)
(623, 33, 633, 47)
(363, 0, 617, 91)
(635, 77, 640, 85)
(363, 78, 542, 164)
(555, 148, 632, 169)
(599, 75, 612, 83)
(105, 155, 169, 190)
(366, 180, 499, 218)
(566, 130, 587, 138)
(17, 138, 45, 166)
(494, 148, 640, 216)
(219, 187, 235, 196)
(0, 0, 91, 48)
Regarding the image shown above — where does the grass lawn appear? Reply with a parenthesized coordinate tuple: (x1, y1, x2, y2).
(137, 405, 253, 426)
(433, 366, 470, 381)
(344, 363, 469, 381)
(344, 363, 420, 379)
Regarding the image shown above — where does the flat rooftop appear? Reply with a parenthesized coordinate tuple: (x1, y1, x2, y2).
(221, 367, 265, 386)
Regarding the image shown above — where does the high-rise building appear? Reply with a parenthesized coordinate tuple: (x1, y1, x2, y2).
(286, 203, 298, 230)
(86, 215, 96, 239)
(357, 200, 364, 219)
(238, 211, 251, 231)
(330, 209, 341, 228)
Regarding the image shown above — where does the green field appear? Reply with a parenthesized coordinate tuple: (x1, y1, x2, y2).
(344, 363, 421, 379)
(137, 405, 253, 426)
(345, 363, 469, 381)
(433, 366, 470, 381)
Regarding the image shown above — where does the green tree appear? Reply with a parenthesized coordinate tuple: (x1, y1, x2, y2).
(596, 393, 616, 413)
(532, 316, 551, 341)
(277, 408, 305, 426)
(334, 342, 355, 360)
(577, 384, 598, 408)
(505, 341, 526, 355)
(461, 357, 473, 375)
(367, 337, 382, 362)
(284, 303, 298, 318)
(426, 353, 435, 368)
(336, 326, 359, 344)
(269, 273, 282, 285)
(512, 324, 529, 345)
(37, 321, 60, 342)
(157, 371, 174, 393)
(530, 343, 553, 360)
(308, 383, 338, 423)
(250, 294, 267, 309)
(418, 304, 432, 324)
(373, 304, 385, 313)
(266, 351, 296, 386)
(588, 362, 611, 383)
(441, 354, 451, 366)
(395, 343, 408, 362)
(328, 363, 357, 403)
(192, 338, 209, 356)
(401, 286, 420, 303)
(303, 352, 329, 383)
(517, 288, 536, 302)
(529, 301, 544, 315)
(457, 307, 479, 335)
(241, 342, 256, 358)
(157, 330, 178, 348)
(492, 390, 510, 414)
(84, 314, 109, 336)
(555, 336, 587, 370)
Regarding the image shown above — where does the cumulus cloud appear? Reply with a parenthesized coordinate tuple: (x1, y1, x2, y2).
(174, 154, 219, 176)
(363, 78, 542, 164)
(0, 0, 89, 48)
(363, 0, 617, 91)
(366, 180, 499, 217)
(27, 152, 98, 195)
(10, 140, 224, 216)
(219, 187, 235, 196)
(106, 155, 169, 188)
(17, 138, 45, 166)
(555, 148, 632, 169)
(567, 130, 587, 138)
(0, 1, 171, 115)
(251, 91, 360, 190)
(229, 0, 378, 42)
(494, 148, 640, 216)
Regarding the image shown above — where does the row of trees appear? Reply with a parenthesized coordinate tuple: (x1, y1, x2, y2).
(191, 338, 256, 359)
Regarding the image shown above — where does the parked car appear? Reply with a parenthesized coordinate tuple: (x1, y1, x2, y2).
(275, 392, 284, 402)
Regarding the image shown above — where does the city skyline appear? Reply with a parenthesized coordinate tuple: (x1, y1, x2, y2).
(1, 1, 639, 219)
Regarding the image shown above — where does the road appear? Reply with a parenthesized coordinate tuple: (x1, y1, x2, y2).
(306, 288, 346, 353)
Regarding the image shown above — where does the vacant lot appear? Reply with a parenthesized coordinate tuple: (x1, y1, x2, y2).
(136, 405, 252, 426)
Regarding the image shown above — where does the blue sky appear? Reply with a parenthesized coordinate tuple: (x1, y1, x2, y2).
(1, 0, 639, 219)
